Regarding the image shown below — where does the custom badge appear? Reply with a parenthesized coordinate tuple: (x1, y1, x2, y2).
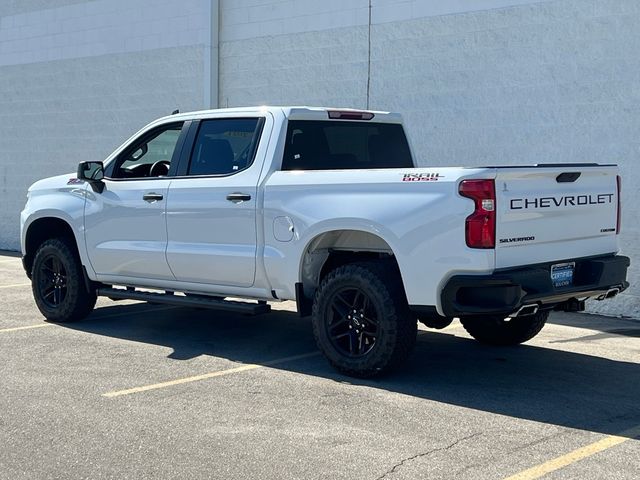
(402, 173, 443, 182)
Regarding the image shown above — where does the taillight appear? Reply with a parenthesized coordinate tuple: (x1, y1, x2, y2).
(459, 179, 496, 249)
(616, 175, 622, 234)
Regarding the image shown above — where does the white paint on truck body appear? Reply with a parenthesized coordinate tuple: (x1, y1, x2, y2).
(494, 166, 619, 269)
(20, 106, 624, 316)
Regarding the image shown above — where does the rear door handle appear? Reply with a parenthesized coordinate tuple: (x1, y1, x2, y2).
(142, 192, 164, 203)
(226, 192, 251, 204)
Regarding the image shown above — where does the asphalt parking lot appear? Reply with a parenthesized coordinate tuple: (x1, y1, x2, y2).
(0, 252, 638, 480)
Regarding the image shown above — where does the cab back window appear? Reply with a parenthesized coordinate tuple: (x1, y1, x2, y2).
(281, 121, 413, 170)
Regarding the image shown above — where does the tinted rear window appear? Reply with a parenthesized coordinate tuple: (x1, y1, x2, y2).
(188, 118, 263, 176)
(281, 120, 413, 170)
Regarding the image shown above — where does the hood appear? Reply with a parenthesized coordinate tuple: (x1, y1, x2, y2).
(28, 173, 79, 193)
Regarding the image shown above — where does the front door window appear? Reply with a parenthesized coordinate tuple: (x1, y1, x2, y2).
(111, 123, 183, 178)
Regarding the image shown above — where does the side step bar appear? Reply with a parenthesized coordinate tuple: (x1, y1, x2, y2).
(97, 288, 271, 315)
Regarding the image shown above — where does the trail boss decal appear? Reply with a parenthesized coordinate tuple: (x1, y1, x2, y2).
(402, 173, 442, 182)
(510, 193, 613, 210)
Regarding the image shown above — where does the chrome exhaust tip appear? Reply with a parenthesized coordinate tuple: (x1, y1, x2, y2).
(597, 287, 621, 301)
(510, 304, 539, 317)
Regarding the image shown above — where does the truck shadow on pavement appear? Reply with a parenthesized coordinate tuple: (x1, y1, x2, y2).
(63, 302, 640, 439)
(548, 313, 640, 341)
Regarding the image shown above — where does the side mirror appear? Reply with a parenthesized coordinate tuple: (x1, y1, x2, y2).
(77, 161, 105, 192)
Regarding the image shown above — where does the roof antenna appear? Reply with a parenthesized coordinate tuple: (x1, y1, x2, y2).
(171, 109, 179, 115)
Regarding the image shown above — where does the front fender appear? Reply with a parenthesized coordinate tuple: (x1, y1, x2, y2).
(21, 183, 94, 277)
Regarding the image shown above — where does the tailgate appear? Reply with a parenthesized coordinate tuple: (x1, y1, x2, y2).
(494, 165, 619, 269)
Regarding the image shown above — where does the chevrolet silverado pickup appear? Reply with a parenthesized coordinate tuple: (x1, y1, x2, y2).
(20, 106, 630, 377)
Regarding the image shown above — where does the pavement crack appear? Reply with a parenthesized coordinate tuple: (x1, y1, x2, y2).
(375, 432, 482, 480)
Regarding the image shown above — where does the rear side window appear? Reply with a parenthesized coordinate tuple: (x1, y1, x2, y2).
(281, 120, 413, 170)
(188, 118, 263, 176)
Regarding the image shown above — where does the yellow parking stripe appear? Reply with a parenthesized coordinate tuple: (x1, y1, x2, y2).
(0, 323, 52, 333)
(0, 307, 175, 334)
(103, 351, 321, 398)
(0, 283, 30, 289)
(504, 425, 640, 480)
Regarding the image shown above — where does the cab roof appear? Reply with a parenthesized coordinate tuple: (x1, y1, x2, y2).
(158, 106, 403, 124)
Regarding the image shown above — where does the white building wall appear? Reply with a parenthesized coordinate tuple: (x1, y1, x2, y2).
(371, 0, 640, 316)
(219, 0, 370, 108)
(0, 0, 214, 252)
(219, 0, 638, 316)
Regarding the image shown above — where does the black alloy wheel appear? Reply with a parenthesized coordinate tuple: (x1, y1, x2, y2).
(311, 262, 417, 377)
(31, 238, 96, 322)
(326, 287, 380, 358)
(37, 254, 68, 308)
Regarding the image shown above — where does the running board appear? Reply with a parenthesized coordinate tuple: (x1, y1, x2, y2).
(97, 288, 271, 315)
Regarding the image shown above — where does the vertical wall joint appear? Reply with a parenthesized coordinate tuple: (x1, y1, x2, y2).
(366, 0, 372, 109)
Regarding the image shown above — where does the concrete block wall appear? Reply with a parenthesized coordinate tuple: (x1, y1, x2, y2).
(1, 0, 637, 316)
(219, 0, 371, 108)
(0, 0, 213, 251)
(368, 0, 640, 316)
(219, 0, 638, 316)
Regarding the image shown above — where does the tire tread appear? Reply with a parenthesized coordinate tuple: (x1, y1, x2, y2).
(31, 238, 96, 323)
(311, 261, 416, 377)
(460, 311, 549, 346)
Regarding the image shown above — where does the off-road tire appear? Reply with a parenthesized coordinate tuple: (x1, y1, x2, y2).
(418, 315, 453, 330)
(460, 311, 549, 346)
(31, 238, 96, 322)
(311, 262, 417, 377)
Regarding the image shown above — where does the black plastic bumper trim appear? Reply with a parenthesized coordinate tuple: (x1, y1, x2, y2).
(439, 254, 630, 317)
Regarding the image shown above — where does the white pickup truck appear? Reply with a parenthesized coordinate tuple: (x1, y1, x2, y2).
(21, 106, 630, 376)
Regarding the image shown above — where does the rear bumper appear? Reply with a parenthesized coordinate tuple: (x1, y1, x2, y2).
(439, 254, 630, 317)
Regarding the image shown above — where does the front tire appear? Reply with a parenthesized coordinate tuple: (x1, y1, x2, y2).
(311, 262, 417, 377)
(460, 311, 549, 346)
(31, 239, 96, 323)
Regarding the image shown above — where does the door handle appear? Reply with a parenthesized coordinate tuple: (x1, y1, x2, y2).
(226, 192, 252, 204)
(142, 192, 164, 203)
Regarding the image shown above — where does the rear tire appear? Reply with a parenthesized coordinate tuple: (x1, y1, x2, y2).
(31, 238, 96, 323)
(460, 311, 549, 346)
(311, 262, 417, 377)
(418, 315, 453, 330)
